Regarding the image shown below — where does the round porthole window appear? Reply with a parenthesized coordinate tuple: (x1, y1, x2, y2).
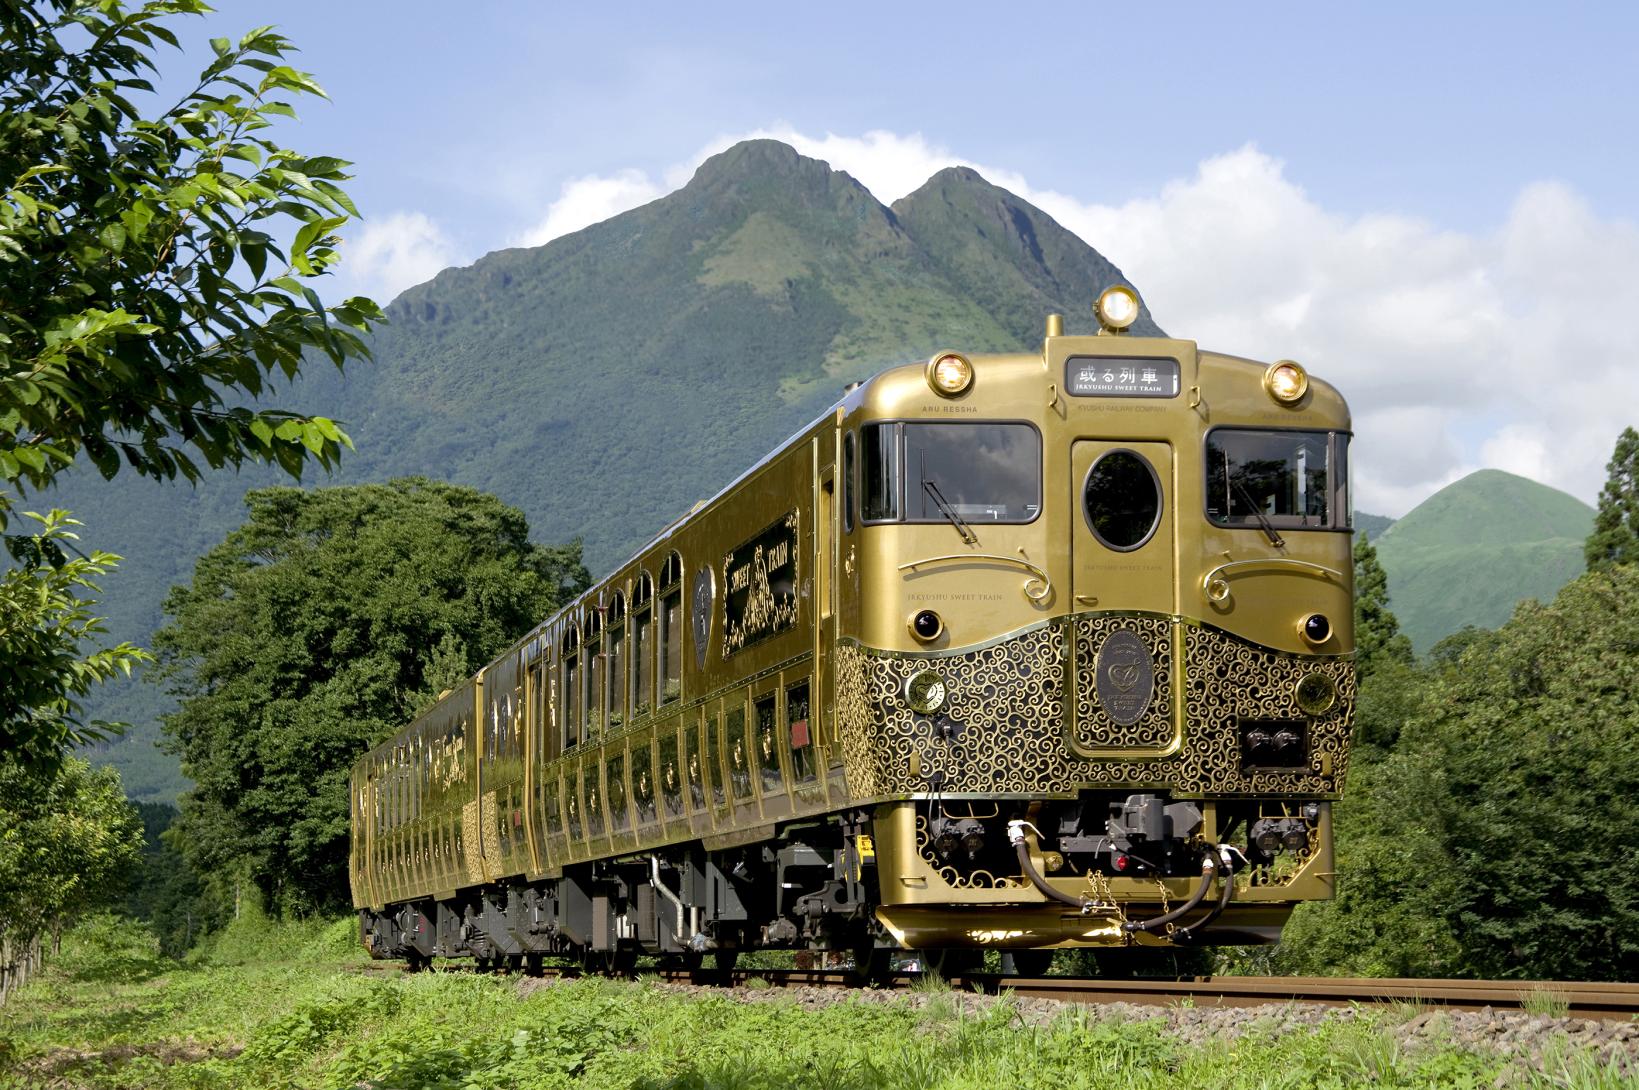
(1083, 450, 1162, 551)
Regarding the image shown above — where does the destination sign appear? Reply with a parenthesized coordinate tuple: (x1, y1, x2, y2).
(1065, 356, 1180, 398)
(722, 510, 799, 656)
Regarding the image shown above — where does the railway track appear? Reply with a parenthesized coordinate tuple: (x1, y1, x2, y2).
(651, 969, 1639, 1020)
(365, 961, 1639, 1020)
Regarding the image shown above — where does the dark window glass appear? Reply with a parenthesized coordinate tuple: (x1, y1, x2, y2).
(607, 753, 628, 832)
(633, 605, 652, 717)
(704, 714, 723, 809)
(842, 432, 856, 533)
(726, 705, 751, 802)
(902, 423, 1041, 524)
(658, 731, 683, 819)
(583, 763, 604, 839)
(687, 718, 707, 812)
(1084, 450, 1161, 551)
(755, 694, 782, 795)
(1206, 429, 1340, 529)
(631, 741, 655, 824)
(563, 653, 580, 749)
(862, 423, 898, 521)
(660, 588, 682, 704)
(606, 622, 624, 729)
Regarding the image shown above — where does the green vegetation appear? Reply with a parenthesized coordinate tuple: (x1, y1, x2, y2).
(0, 757, 142, 1001)
(0, 914, 1546, 1090)
(1277, 557, 1639, 980)
(154, 479, 589, 915)
(1586, 427, 1639, 572)
(1376, 469, 1595, 653)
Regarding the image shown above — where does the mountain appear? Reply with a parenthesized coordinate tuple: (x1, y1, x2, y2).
(1354, 512, 1395, 542)
(1375, 470, 1595, 653)
(51, 139, 1160, 802)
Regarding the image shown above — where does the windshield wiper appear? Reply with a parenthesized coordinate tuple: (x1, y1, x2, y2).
(1231, 479, 1285, 548)
(922, 479, 977, 545)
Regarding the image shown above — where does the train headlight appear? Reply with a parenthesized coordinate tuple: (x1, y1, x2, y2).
(1264, 360, 1309, 403)
(908, 609, 944, 643)
(1095, 285, 1141, 332)
(1299, 613, 1332, 647)
(1295, 672, 1337, 715)
(926, 352, 973, 397)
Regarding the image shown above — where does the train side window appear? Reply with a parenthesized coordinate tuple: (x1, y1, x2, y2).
(726, 702, 752, 802)
(658, 728, 683, 818)
(862, 423, 899, 521)
(786, 679, 816, 783)
(659, 552, 683, 705)
(633, 573, 653, 718)
(607, 750, 629, 832)
(561, 625, 580, 751)
(583, 762, 605, 839)
(755, 692, 782, 795)
(607, 591, 626, 730)
(585, 609, 604, 740)
(690, 714, 710, 812)
(704, 711, 724, 810)
(842, 431, 856, 533)
(632, 738, 655, 824)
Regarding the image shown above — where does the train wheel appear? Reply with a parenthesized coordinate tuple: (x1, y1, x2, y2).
(849, 942, 895, 987)
(504, 953, 524, 974)
(919, 949, 979, 982)
(524, 953, 544, 976)
(404, 951, 430, 974)
(580, 944, 638, 977)
(999, 950, 1054, 977)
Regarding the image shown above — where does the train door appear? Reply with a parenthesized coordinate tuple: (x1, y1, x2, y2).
(816, 455, 843, 794)
(1068, 440, 1181, 756)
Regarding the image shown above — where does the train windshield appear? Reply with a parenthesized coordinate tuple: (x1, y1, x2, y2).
(1205, 428, 1350, 530)
(862, 422, 1041, 525)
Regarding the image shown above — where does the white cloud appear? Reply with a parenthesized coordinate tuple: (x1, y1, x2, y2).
(341, 211, 463, 302)
(514, 169, 666, 248)
(503, 133, 1639, 515)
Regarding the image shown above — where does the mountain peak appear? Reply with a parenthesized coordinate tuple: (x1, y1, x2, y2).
(683, 139, 876, 207)
(1382, 469, 1594, 551)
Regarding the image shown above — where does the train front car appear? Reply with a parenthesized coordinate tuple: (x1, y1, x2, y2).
(840, 290, 1354, 960)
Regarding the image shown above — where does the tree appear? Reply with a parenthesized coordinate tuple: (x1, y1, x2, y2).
(2, 0, 383, 770)
(1352, 534, 1413, 680)
(155, 479, 589, 914)
(1586, 426, 1639, 572)
(0, 756, 143, 1002)
(1, 509, 148, 774)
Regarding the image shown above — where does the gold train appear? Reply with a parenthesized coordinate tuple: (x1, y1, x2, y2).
(350, 287, 1356, 974)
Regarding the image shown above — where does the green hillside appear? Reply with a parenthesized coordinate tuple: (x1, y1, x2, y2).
(1375, 469, 1594, 652)
(50, 139, 1160, 801)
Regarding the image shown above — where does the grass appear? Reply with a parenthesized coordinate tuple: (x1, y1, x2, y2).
(2, 916, 1633, 1090)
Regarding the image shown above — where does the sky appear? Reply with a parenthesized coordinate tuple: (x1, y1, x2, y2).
(181, 1, 1639, 518)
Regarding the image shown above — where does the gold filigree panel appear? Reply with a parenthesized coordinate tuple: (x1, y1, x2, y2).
(833, 617, 1355, 800)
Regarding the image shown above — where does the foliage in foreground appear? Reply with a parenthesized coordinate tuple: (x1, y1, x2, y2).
(7, 915, 1609, 1090)
(2, 0, 383, 778)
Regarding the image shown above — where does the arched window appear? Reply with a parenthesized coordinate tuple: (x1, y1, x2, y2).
(659, 552, 683, 705)
(585, 607, 604, 740)
(632, 573, 654, 718)
(561, 623, 581, 750)
(606, 590, 627, 729)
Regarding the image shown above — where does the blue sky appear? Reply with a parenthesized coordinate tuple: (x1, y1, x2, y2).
(180, 2, 1639, 515)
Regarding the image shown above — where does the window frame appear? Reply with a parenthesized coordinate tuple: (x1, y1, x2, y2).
(859, 419, 1045, 527)
(1202, 426, 1354, 533)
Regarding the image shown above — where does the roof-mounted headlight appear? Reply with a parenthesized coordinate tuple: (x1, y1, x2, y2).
(1095, 285, 1141, 332)
(926, 352, 973, 397)
(1265, 360, 1309, 403)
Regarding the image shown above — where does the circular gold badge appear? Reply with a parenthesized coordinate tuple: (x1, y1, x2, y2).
(903, 670, 948, 715)
(1295, 672, 1337, 715)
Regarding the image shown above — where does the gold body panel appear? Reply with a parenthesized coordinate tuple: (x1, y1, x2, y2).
(348, 328, 1355, 951)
